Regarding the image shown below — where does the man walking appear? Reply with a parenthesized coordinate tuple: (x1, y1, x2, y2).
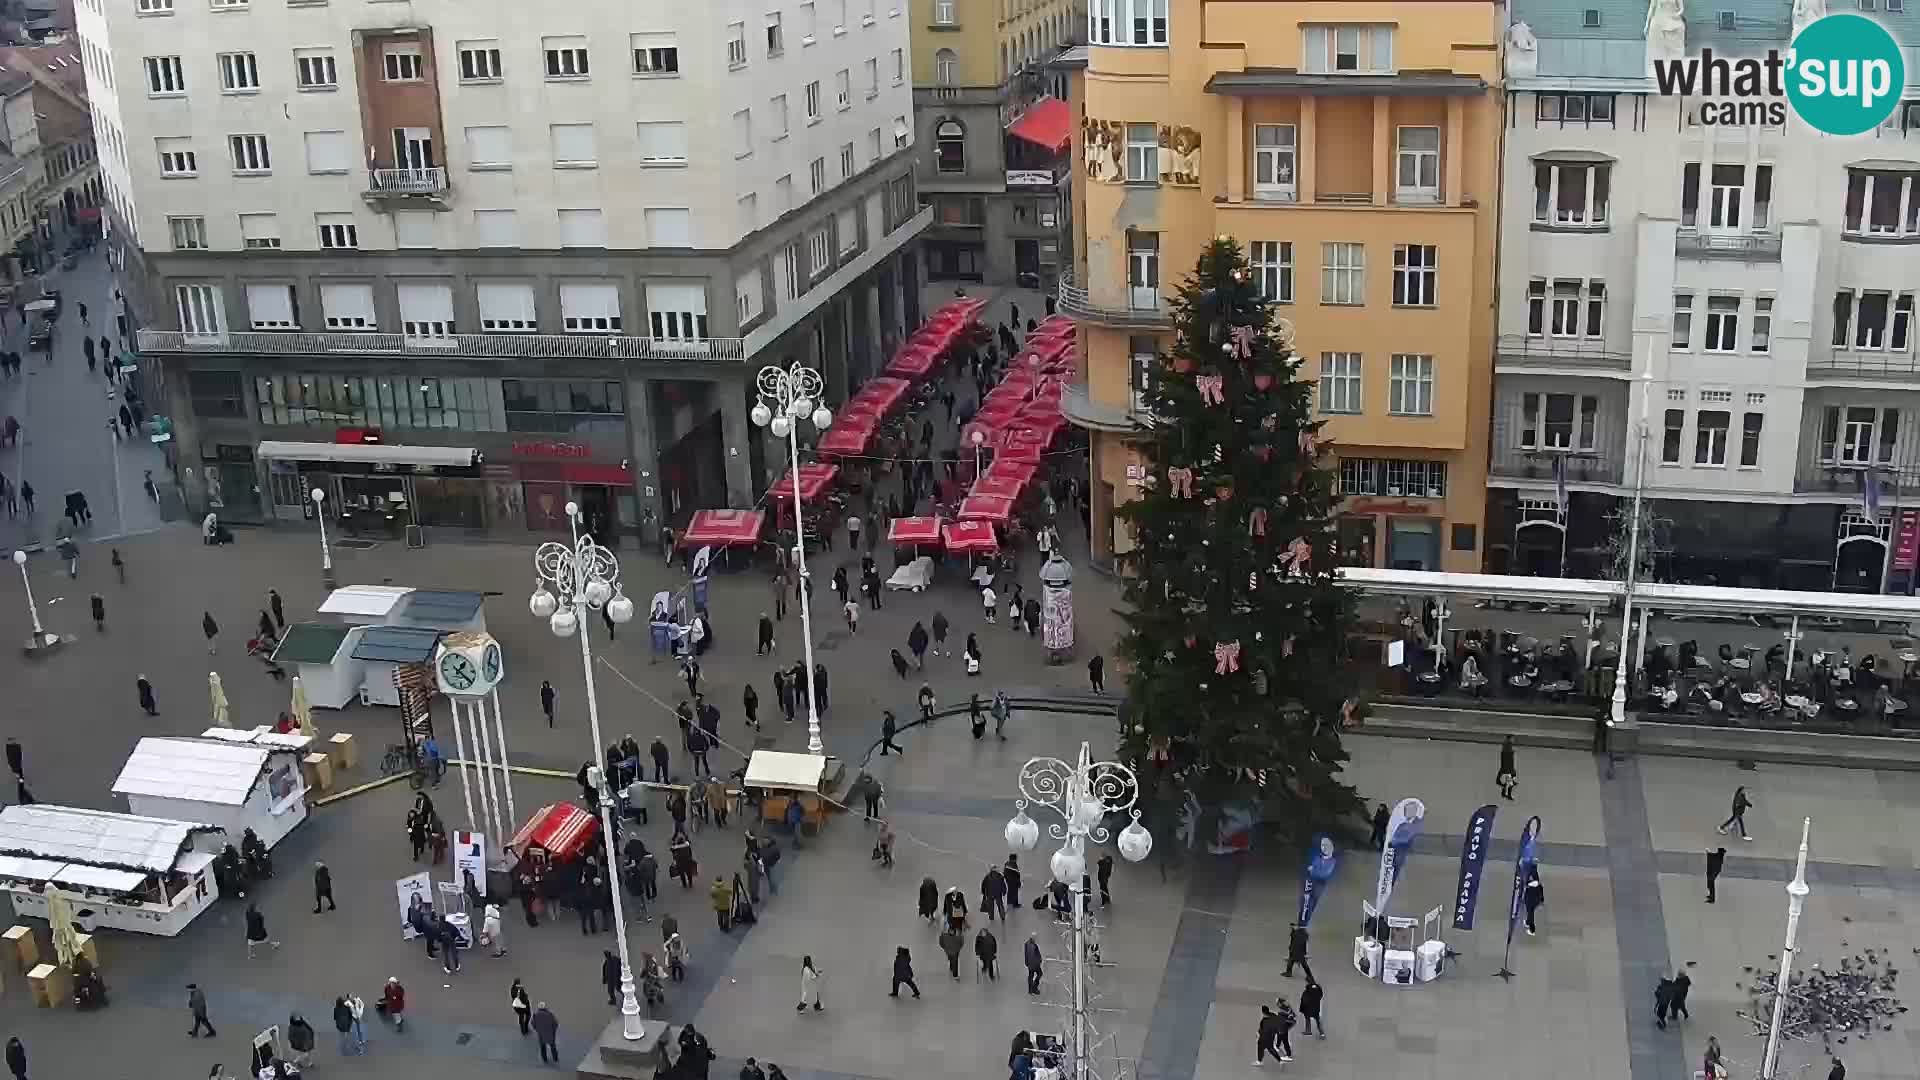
(540, 680, 556, 726)
(1088, 654, 1105, 694)
(187, 983, 216, 1037)
(531, 1002, 559, 1063)
(1299, 978, 1326, 1037)
(137, 674, 158, 716)
(1718, 786, 1753, 841)
(980, 863, 1007, 922)
(1655, 974, 1675, 1030)
(931, 611, 950, 656)
(1284, 923, 1312, 980)
(880, 710, 902, 756)
(1670, 970, 1692, 1023)
(313, 861, 336, 913)
(1272, 997, 1297, 1063)
(1706, 847, 1726, 903)
(269, 588, 286, 630)
(1024, 935, 1044, 995)
(1097, 854, 1114, 908)
(1255, 1006, 1281, 1066)
(202, 611, 220, 654)
(757, 613, 775, 656)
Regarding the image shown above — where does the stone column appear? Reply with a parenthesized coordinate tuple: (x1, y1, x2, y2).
(625, 374, 663, 543)
(716, 375, 754, 508)
(863, 281, 885, 374)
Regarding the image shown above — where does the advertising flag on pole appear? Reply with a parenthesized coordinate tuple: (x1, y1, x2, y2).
(1553, 454, 1568, 515)
(1498, 815, 1544, 979)
(1451, 804, 1499, 932)
(1866, 470, 1883, 522)
(1299, 834, 1338, 928)
(1373, 798, 1427, 917)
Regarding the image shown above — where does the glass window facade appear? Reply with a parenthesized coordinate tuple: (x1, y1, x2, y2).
(501, 379, 627, 434)
(254, 374, 506, 431)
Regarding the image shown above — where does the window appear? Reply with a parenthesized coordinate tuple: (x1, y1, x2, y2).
(1129, 335, 1158, 416)
(837, 206, 858, 253)
(728, 22, 749, 67)
(1394, 127, 1440, 202)
(1833, 290, 1917, 350)
(806, 156, 825, 194)
(1518, 393, 1599, 451)
(209, 0, 247, 9)
(840, 141, 855, 178)
(638, 121, 689, 165)
(218, 51, 259, 91)
(936, 120, 965, 173)
(560, 283, 623, 333)
(1695, 410, 1730, 465)
(303, 130, 350, 174)
(295, 49, 337, 89)
(498, 380, 625, 434)
(544, 37, 590, 78)
(1534, 92, 1616, 126)
(157, 138, 197, 177)
(1532, 161, 1610, 226)
(776, 174, 794, 212)
(168, 215, 207, 249)
(232, 212, 279, 250)
(464, 125, 511, 169)
(1821, 406, 1901, 466)
(1392, 245, 1436, 307)
(395, 283, 454, 339)
(934, 0, 954, 21)
(801, 1, 817, 41)
(1843, 169, 1920, 236)
(458, 42, 502, 81)
(1388, 354, 1434, 416)
(1321, 242, 1365, 305)
(1127, 232, 1159, 308)
(772, 95, 790, 139)
(869, 127, 882, 162)
(1124, 123, 1157, 182)
(478, 282, 537, 332)
(320, 284, 376, 331)
(1319, 352, 1361, 414)
(1252, 124, 1296, 200)
(647, 284, 709, 342)
(1703, 295, 1740, 352)
(729, 111, 753, 159)
(144, 55, 185, 94)
(229, 133, 270, 174)
(316, 212, 357, 249)
(1754, 165, 1773, 228)
(1740, 412, 1764, 467)
(835, 68, 851, 109)
(895, 116, 911, 148)
(865, 58, 879, 97)
(245, 284, 297, 330)
(1086, 0, 1167, 45)
(137, 0, 173, 11)
(1708, 163, 1744, 229)
(1338, 459, 1447, 499)
(551, 123, 596, 167)
(1662, 409, 1685, 463)
(737, 268, 762, 324)
(738, 192, 758, 233)
(892, 48, 904, 83)
(474, 209, 518, 247)
(394, 210, 436, 248)
(805, 80, 822, 122)
(1251, 241, 1293, 303)
(767, 13, 784, 56)
(1302, 24, 1394, 74)
(632, 34, 679, 75)
(558, 209, 607, 248)
(645, 207, 691, 246)
(1672, 292, 1694, 349)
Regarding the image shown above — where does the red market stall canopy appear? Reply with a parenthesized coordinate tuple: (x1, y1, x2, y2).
(816, 415, 878, 458)
(680, 509, 766, 548)
(970, 472, 1027, 501)
(850, 376, 910, 415)
(885, 345, 939, 379)
(942, 519, 1000, 554)
(887, 515, 944, 546)
(958, 493, 1016, 523)
(1008, 97, 1072, 154)
(770, 462, 840, 503)
(508, 802, 600, 862)
(987, 460, 1038, 490)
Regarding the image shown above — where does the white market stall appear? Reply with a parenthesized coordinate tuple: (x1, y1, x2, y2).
(319, 586, 489, 634)
(113, 738, 310, 851)
(197, 727, 315, 756)
(351, 625, 444, 707)
(268, 624, 358, 708)
(318, 585, 413, 627)
(0, 805, 223, 937)
(742, 750, 842, 833)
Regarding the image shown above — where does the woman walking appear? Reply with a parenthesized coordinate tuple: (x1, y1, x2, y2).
(510, 979, 532, 1035)
(1718, 786, 1753, 841)
(918, 877, 938, 924)
(244, 903, 279, 958)
(796, 956, 823, 1012)
(1496, 735, 1518, 801)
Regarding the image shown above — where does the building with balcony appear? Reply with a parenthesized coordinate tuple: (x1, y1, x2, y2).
(1494, 0, 1920, 591)
(911, 0, 1077, 289)
(1059, 0, 1500, 572)
(80, 0, 927, 535)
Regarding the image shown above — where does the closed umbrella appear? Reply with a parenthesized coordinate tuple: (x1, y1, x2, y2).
(45, 888, 80, 967)
(291, 675, 317, 740)
(209, 671, 231, 728)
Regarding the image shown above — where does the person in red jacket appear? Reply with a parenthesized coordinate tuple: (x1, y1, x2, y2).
(376, 977, 406, 1030)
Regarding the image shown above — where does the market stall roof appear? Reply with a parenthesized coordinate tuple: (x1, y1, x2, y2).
(942, 519, 1000, 554)
(958, 494, 1016, 522)
(319, 585, 412, 619)
(0, 855, 66, 882)
(680, 509, 767, 547)
(884, 347, 938, 379)
(742, 750, 828, 792)
(970, 473, 1027, 501)
(350, 625, 444, 663)
(769, 462, 840, 503)
(508, 802, 599, 857)
(51, 864, 148, 893)
(113, 738, 279, 807)
(270, 623, 353, 666)
(887, 515, 944, 545)
(197, 728, 312, 753)
(0, 805, 216, 874)
(1009, 97, 1072, 152)
(986, 460, 1038, 489)
(850, 376, 910, 414)
(399, 590, 487, 625)
(816, 415, 879, 457)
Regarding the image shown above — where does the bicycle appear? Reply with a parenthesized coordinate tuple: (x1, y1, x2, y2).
(380, 743, 429, 789)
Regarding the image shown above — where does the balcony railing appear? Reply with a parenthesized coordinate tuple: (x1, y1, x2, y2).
(366, 167, 448, 197)
(137, 328, 747, 362)
(1794, 459, 1920, 497)
(1488, 448, 1626, 486)
(1061, 381, 1152, 433)
(1495, 334, 1632, 372)
(1056, 269, 1172, 328)
(1674, 230, 1782, 261)
(1806, 350, 1920, 381)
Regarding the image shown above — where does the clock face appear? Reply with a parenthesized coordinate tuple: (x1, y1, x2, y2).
(482, 642, 503, 684)
(439, 651, 478, 691)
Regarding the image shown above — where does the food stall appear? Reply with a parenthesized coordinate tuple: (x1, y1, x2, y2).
(507, 803, 600, 864)
(319, 586, 489, 634)
(268, 624, 357, 708)
(743, 750, 842, 834)
(112, 737, 310, 850)
(887, 516, 943, 591)
(0, 805, 223, 937)
(350, 626, 445, 707)
(317, 586, 413, 627)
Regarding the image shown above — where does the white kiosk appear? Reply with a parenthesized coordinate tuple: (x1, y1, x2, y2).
(0, 805, 222, 937)
(112, 737, 310, 850)
(268, 624, 358, 708)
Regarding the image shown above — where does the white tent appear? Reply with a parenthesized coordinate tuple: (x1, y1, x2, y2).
(0, 805, 223, 936)
(112, 737, 309, 850)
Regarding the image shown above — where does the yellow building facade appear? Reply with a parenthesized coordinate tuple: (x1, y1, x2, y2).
(1060, 0, 1500, 573)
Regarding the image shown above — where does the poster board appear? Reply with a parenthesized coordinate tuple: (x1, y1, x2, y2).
(395, 871, 431, 940)
(452, 831, 486, 898)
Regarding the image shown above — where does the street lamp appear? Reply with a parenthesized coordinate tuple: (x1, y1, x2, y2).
(1760, 818, 1813, 1080)
(528, 504, 644, 1039)
(11, 549, 53, 649)
(1004, 743, 1152, 1080)
(310, 487, 335, 589)
(750, 362, 834, 755)
(970, 427, 987, 478)
(1608, 353, 1656, 730)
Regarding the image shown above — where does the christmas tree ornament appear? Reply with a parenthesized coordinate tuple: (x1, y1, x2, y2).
(1167, 467, 1195, 498)
(1230, 325, 1256, 359)
(1261, 414, 1278, 431)
(1253, 372, 1275, 391)
(1280, 537, 1313, 574)
(1248, 507, 1269, 537)
(1252, 445, 1273, 463)
(1184, 635, 1197, 648)
(1196, 373, 1226, 406)
(1214, 482, 1234, 501)
(1214, 443, 1225, 462)
(1299, 431, 1319, 457)
(1213, 641, 1242, 674)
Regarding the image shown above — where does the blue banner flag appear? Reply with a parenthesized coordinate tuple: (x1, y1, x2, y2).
(1504, 815, 1543, 951)
(1299, 834, 1337, 927)
(1451, 804, 1499, 932)
(1373, 798, 1427, 916)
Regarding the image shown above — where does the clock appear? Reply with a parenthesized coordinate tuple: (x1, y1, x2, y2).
(482, 641, 504, 685)
(438, 651, 478, 692)
(434, 632, 504, 696)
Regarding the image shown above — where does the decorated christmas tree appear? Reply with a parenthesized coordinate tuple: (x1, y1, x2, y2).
(1115, 236, 1364, 842)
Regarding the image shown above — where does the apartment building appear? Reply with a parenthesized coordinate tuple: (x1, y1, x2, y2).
(1494, 0, 1920, 591)
(911, 0, 1076, 289)
(79, 0, 928, 535)
(1058, 0, 1501, 572)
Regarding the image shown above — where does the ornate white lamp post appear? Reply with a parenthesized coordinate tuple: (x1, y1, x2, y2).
(1760, 818, 1813, 1080)
(12, 549, 55, 649)
(1608, 355, 1655, 729)
(1004, 743, 1153, 1080)
(970, 427, 987, 477)
(310, 487, 335, 589)
(750, 361, 834, 755)
(529, 504, 645, 1039)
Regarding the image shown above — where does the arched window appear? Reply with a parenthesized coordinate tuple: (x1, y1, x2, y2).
(1001, 42, 1010, 81)
(934, 47, 958, 86)
(936, 119, 966, 173)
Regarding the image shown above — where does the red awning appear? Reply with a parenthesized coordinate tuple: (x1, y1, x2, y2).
(770, 462, 840, 503)
(680, 509, 766, 547)
(851, 376, 910, 414)
(958, 493, 1016, 523)
(885, 346, 939, 379)
(942, 519, 1000, 554)
(887, 515, 944, 546)
(508, 803, 600, 861)
(987, 460, 1038, 490)
(970, 472, 1026, 501)
(816, 416, 878, 457)
(1008, 97, 1072, 154)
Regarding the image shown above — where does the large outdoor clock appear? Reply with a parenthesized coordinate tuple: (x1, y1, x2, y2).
(435, 632, 504, 697)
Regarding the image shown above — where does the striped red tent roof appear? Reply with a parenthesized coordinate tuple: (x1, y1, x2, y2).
(887, 515, 944, 545)
(508, 802, 600, 860)
(942, 519, 1000, 554)
(680, 509, 766, 547)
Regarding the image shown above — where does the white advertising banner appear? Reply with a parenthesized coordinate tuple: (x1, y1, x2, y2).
(395, 871, 432, 940)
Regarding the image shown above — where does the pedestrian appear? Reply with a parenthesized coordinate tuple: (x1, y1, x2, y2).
(333, 996, 356, 1056)
(484, 902, 505, 956)
(880, 710, 902, 756)
(651, 737, 670, 783)
(1655, 974, 1675, 1030)
(1024, 934, 1043, 994)
(981, 863, 1007, 922)
(1284, 922, 1311, 979)
(135, 672, 159, 716)
(1300, 978, 1326, 1037)
(531, 1002, 559, 1063)
(5, 1036, 23, 1080)
(1368, 803, 1389, 850)
(245, 902, 280, 957)
(1718, 786, 1753, 840)
(1273, 997, 1296, 1062)
(78, 301, 87, 324)
(188, 983, 216, 1037)
(969, 693, 986, 740)
(269, 588, 285, 630)
(918, 877, 938, 923)
(688, 726, 711, 776)
(706, 774, 730, 828)
(18, 482, 31, 515)
(1523, 864, 1545, 935)
(287, 1013, 316, 1070)
(202, 611, 219, 654)
(710, 876, 733, 932)
(1497, 735, 1518, 800)
(909, 621, 929, 668)
(347, 990, 367, 1050)
(258, 609, 277, 645)
(510, 979, 532, 1035)
(1003, 854, 1023, 907)
(813, 663, 830, 713)
(142, 471, 159, 505)
(1095, 853, 1114, 907)
(846, 509, 862, 550)
(111, 548, 124, 584)
(664, 927, 688, 982)
(976, 926, 999, 980)
(601, 949, 621, 1006)
(890, 649, 910, 679)
(992, 689, 1010, 740)
(918, 684, 936, 723)
(1671, 970, 1692, 1022)
(1024, 597, 1040, 639)
(964, 633, 982, 676)
(855, 771, 883, 821)
(743, 683, 760, 732)
(982, 584, 997, 624)
(541, 680, 556, 727)
(1704, 1036, 1725, 1080)
(90, 592, 104, 632)
(313, 860, 335, 912)
(1255, 1006, 1281, 1066)
(843, 596, 859, 632)
(797, 955, 823, 1012)
(757, 612, 775, 656)
(1007, 584, 1024, 630)
(932, 610, 950, 655)
(83, 334, 95, 370)
(1706, 846, 1726, 903)
(889, 946, 922, 998)
(1828, 1060, 1844, 1080)
(1088, 654, 1105, 693)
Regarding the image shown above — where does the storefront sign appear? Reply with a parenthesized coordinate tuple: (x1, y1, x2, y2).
(1897, 509, 1920, 571)
(511, 439, 591, 459)
(1347, 498, 1434, 517)
(1125, 463, 1145, 488)
(1006, 169, 1056, 187)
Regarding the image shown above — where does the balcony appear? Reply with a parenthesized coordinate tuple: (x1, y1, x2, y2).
(1673, 230, 1781, 261)
(1794, 458, 1920, 498)
(1056, 269, 1172, 329)
(364, 167, 450, 207)
(1062, 381, 1151, 433)
(1488, 447, 1626, 486)
(1494, 334, 1633, 374)
(137, 329, 746, 362)
(1806, 350, 1920, 383)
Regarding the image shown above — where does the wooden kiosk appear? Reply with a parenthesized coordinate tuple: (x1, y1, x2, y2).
(743, 751, 843, 834)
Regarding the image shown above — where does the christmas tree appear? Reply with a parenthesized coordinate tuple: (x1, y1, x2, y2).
(1114, 236, 1364, 843)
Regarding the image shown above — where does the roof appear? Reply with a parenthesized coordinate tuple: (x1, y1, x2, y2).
(320, 585, 413, 618)
(271, 622, 352, 665)
(112, 738, 278, 807)
(743, 750, 828, 792)
(401, 589, 486, 624)
(507, 802, 599, 857)
(350, 625, 443, 663)
(0, 805, 217, 874)
(1008, 97, 1071, 154)
(1205, 70, 1488, 97)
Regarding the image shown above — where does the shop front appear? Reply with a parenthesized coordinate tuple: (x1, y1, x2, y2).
(257, 437, 484, 539)
(1337, 498, 1446, 572)
(507, 437, 634, 542)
